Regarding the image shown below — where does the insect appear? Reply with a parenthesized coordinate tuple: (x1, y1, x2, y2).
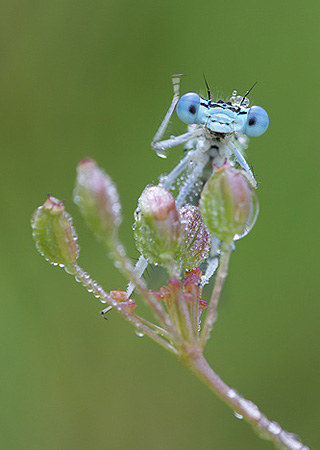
(127, 74, 269, 297)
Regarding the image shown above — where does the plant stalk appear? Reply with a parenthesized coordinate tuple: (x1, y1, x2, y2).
(182, 349, 311, 450)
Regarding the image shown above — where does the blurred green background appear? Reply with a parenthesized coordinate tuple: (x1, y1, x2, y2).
(1, 0, 319, 449)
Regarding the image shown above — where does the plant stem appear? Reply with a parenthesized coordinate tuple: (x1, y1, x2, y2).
(182, 349, 311, 450)
(200, 245, 231, 347)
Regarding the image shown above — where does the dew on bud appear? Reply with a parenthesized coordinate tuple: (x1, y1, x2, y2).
(179, 205, 211, 270)
(31, 195, 79, 268)
(134, 185, 182, 270)
(109, 290, 136, 312)
(74, 159, 122, 242)
(200, 165, 259, 244)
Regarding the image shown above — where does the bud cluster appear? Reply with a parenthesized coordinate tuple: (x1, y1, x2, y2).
(151, 269, 208, 336)
(31, 160, 259, 351)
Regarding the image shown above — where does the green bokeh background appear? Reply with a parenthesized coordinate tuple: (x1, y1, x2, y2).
(1, 1, 319, 449)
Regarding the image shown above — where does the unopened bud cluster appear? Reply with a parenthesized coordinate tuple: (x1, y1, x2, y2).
(151, 269, 208, 335)
(31, 160, 259, 351)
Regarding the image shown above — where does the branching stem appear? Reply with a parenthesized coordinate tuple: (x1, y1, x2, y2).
(106, 235, 184, 346)
(72, 264, 178, 354)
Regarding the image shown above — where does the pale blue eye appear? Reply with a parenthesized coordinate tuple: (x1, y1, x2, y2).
(176, 92, 201, 124)
(245, 106, 269, 137)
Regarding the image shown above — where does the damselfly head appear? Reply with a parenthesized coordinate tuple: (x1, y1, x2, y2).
(176, 90, 269, 137)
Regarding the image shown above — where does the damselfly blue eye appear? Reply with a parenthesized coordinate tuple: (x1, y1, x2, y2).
(245, 106, 269, 137)
(176, 92, 201, 124)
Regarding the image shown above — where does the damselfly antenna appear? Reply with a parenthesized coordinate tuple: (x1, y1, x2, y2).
(203, 72, 211, 101)
(240, 81, 257, 106)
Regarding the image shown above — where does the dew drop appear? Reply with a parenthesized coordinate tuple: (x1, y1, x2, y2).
(135, 328, 145, 337)
(268, 421, 281, 436)
(227, 389, 237, 399)
(156, 149, 167, 159)
(238, 398, 261, 421)
(234, 411, 243, 420)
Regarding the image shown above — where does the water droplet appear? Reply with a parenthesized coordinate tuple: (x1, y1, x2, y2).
(227, 389, 237, 399)
(238, 398, 261, 421)
(156, 149, 167, 159)
(234, 411, 243, 420)
(75, 276, 81, 283)
(135, 328, 145, 337)
(59, 263, 65, 268)
(268, 421, 281, 436)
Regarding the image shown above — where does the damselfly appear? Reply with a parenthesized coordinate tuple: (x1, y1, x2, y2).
(127, 75, 269, 296)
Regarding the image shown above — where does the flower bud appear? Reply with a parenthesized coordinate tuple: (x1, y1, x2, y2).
(31, 195, 79, 268)
(200, 165, 259, 244)
(134, 185, 182, 268)
(109, 290, 136, 312)
(179, 205, 211, 270)
(74, 159, 122, 241)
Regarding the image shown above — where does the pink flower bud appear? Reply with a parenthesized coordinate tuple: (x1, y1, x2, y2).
(179, 205, 211, 270)
(109, 290, 136, 312)
(134, 185, 182, 269)
(74, 159, 122, 241)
